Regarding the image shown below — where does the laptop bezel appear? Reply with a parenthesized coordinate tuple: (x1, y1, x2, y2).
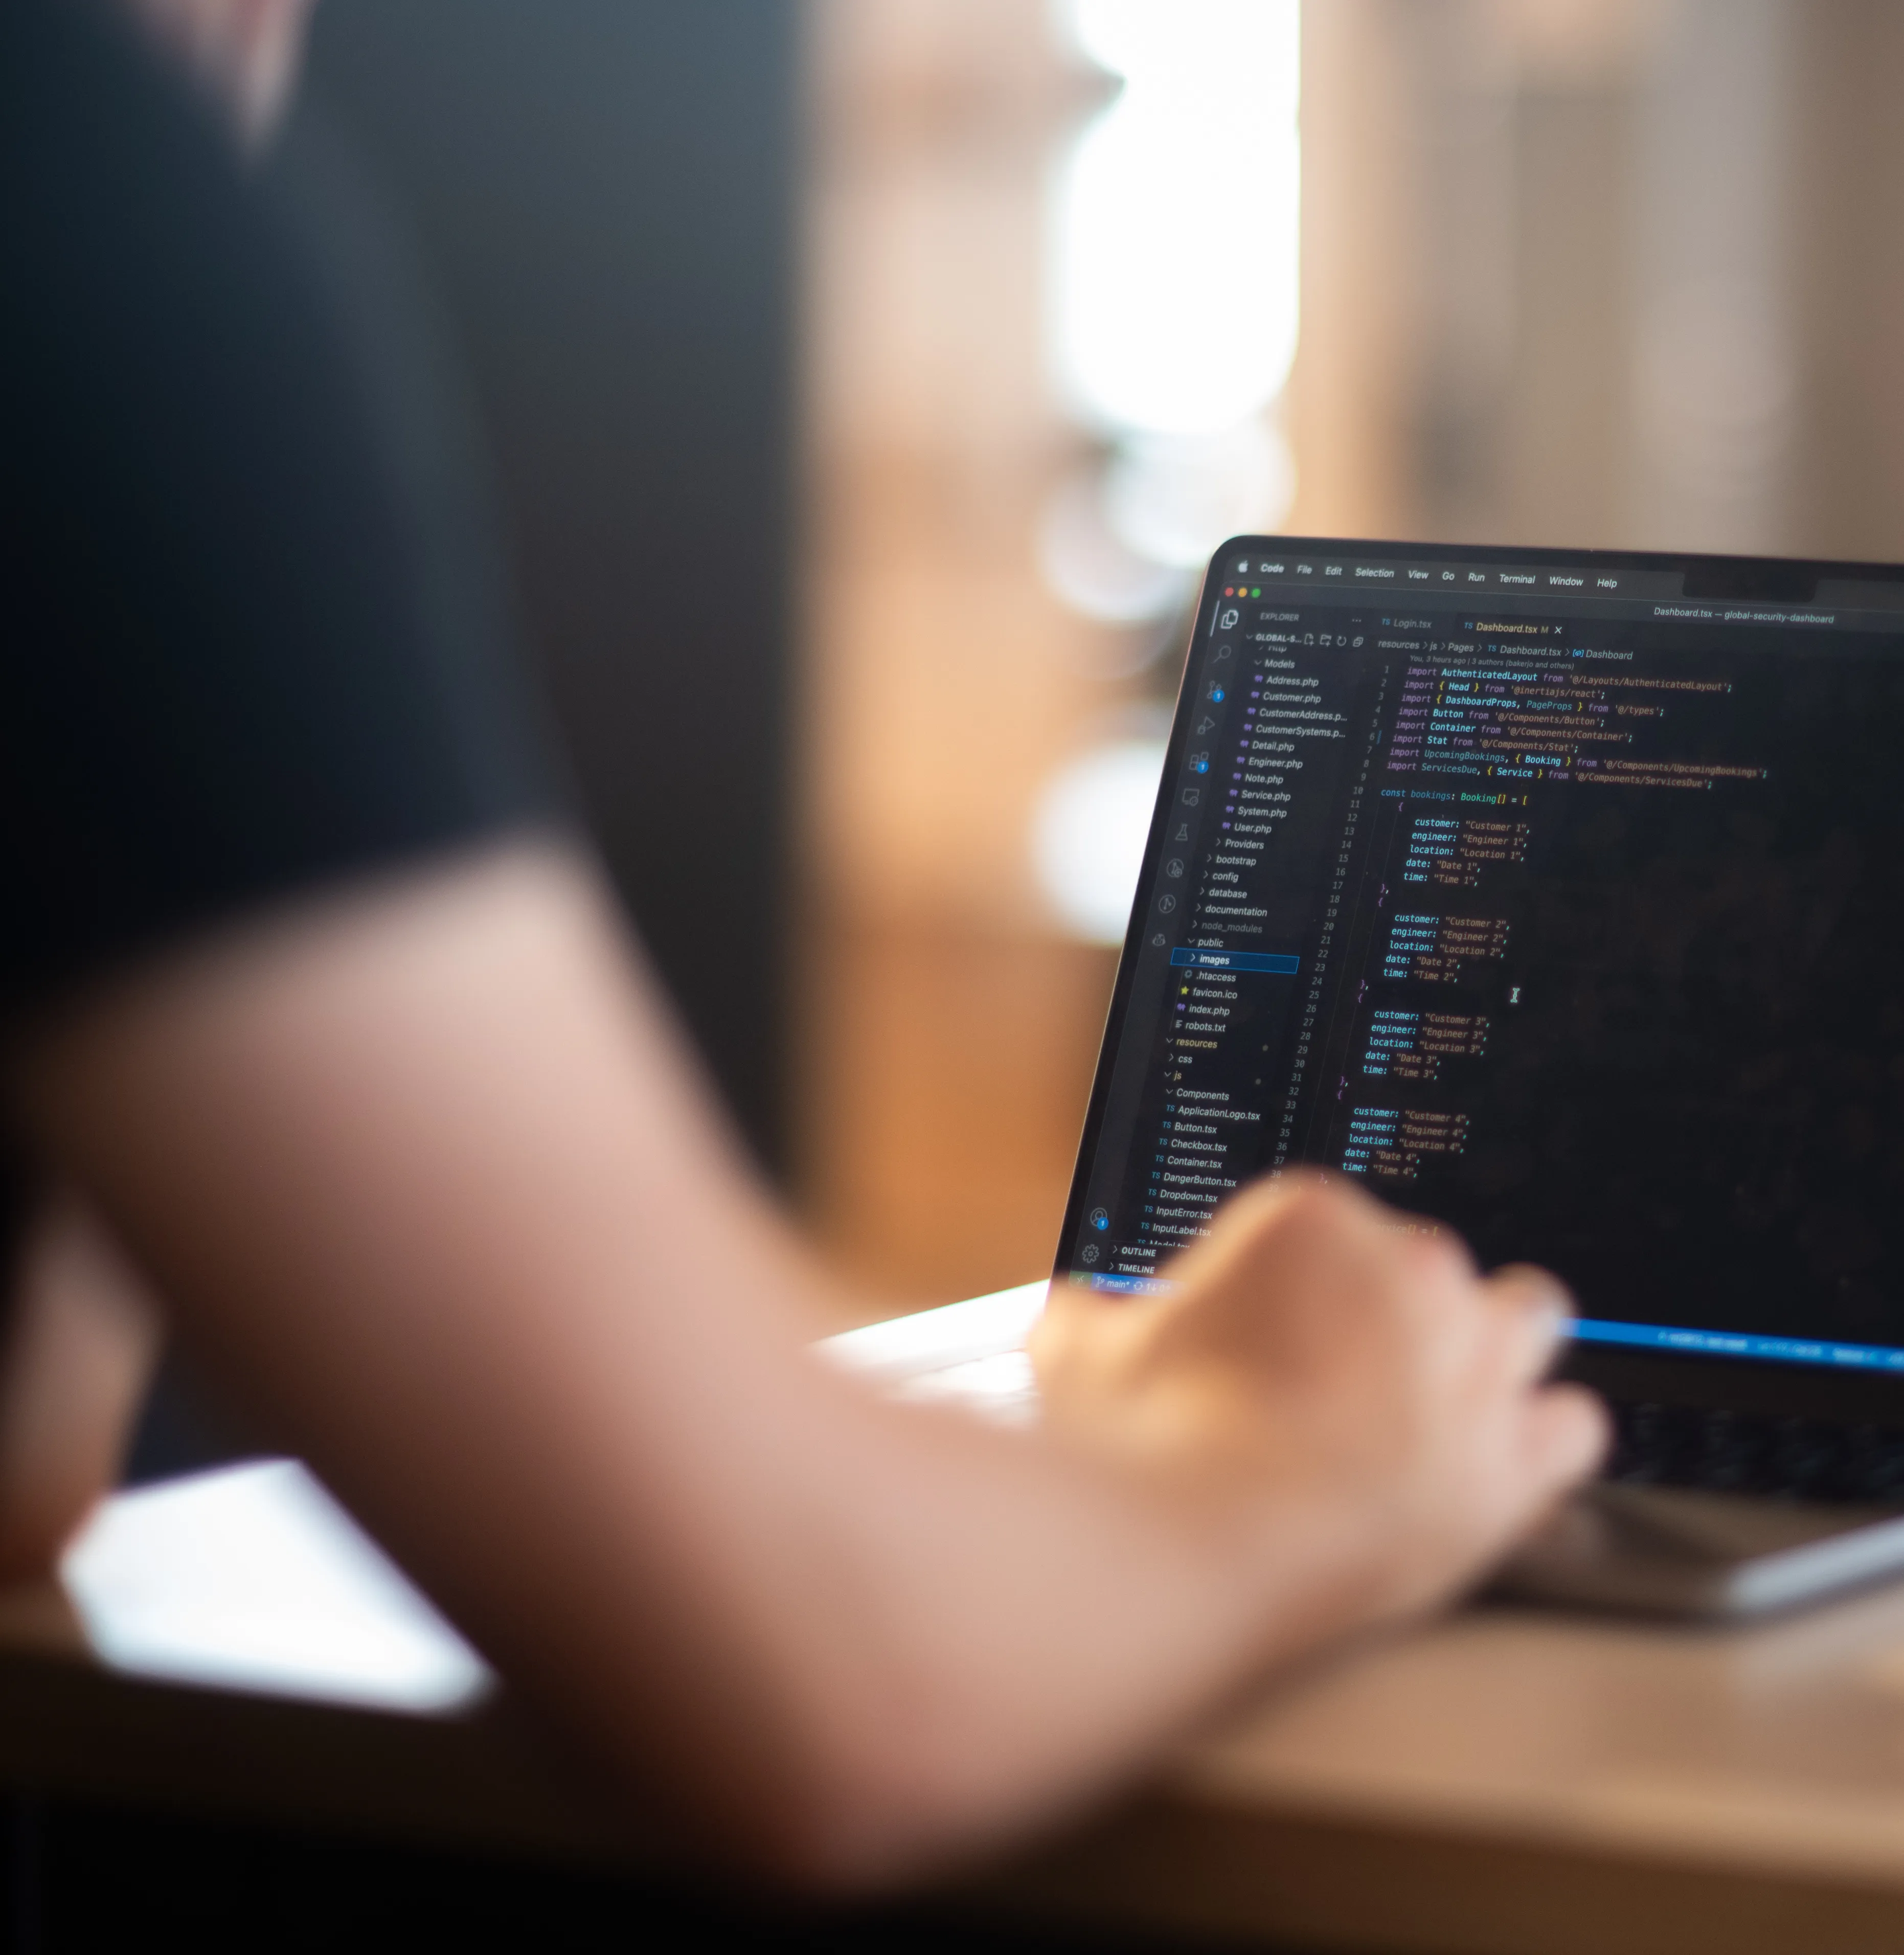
(1052, 535, 1904, 1426)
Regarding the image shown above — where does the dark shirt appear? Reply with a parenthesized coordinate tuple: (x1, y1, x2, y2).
(0, 0, 554, 1028)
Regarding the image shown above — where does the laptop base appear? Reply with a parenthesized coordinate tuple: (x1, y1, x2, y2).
(1494, 1484, 1904, 1620)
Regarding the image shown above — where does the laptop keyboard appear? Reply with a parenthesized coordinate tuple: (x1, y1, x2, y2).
(1605, 1401, 1904, 1504)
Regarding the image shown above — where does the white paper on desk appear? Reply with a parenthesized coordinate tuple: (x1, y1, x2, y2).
(61, 1458, 493, 1716)
(821, 1278, 1046, 1425)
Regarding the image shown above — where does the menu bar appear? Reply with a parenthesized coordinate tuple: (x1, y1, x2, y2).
(1221, 552, 1904, 620)
(1225, 551, 1684, 601)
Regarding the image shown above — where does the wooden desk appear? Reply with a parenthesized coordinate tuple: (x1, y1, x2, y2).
(19, 1302, 1904, 1953)
(18, 1577, 1904, 1953)
(1003, 1588, 1904, 1955)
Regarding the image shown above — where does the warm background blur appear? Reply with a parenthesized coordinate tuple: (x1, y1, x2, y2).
(306, 1, 1904, 1322)
(796, 0, 1904, 1313)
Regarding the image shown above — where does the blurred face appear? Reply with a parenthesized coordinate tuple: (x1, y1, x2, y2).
(118, 0, 317, 148)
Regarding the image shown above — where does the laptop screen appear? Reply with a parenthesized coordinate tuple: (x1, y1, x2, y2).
(1057, 541, 1904, 1378)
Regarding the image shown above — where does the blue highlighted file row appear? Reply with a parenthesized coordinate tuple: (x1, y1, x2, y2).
(1169, 949, 1300, 974)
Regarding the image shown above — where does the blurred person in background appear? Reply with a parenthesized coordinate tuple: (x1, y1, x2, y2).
(0, 0, 1605, 1884)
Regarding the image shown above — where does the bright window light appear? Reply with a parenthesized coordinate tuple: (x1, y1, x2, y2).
(1032, 738, 1167, 944)
(1050, 0, 1301, 436)
(1066, 0, 1302, 98)
(1035, 5, 1301, 934)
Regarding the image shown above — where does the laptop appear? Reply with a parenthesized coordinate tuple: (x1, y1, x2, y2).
(1053, 536, 1904, 1619)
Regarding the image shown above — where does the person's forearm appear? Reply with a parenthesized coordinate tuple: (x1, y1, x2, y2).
(655, 1360, 1401, 1882)
(15, 843, 1596, 1886)
(2, 851, 1182, 1871)
(10, 852, 1283, 1875)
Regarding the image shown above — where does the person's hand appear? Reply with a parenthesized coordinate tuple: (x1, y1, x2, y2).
(1030, 1174, 1606, 1643)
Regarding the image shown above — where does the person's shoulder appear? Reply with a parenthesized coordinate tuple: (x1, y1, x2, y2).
(1, 0, 256, 322)
(0, 0, 355, 478)
(2, 0, 216, 171)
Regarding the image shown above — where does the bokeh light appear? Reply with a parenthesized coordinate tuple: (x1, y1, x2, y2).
(1035, 1, 1299, 940)
(1050, 0, 1300, 437)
